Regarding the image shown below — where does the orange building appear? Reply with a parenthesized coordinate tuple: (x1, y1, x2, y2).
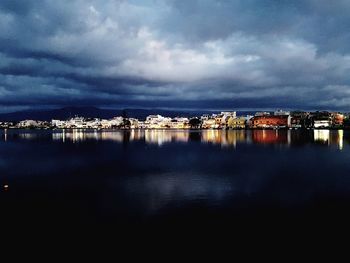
(332, 113, 344, 127)
(250, 115, 291, 128)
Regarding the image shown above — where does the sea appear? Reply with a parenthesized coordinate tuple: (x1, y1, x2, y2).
(1, 129, 350, 238)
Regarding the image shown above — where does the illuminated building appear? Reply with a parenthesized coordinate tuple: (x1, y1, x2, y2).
(274, 110, 290, 116)
(331, 113, 344, 127)
(145, 115, 172, 129)
(202, 118, 217, 129)
(220, 111, 236, 127)
(313, 120, 331, 128)
(255, 112, 270, 116)
(250, 115, 291, 128)
(227, 117, 246, 129)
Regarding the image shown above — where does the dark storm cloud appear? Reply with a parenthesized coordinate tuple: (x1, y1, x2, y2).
(1, 0, 350, 112)
(163, 0, 350, 53)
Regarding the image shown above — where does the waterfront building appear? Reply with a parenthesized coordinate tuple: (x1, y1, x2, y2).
(145, 115, 172, 129)
(274, 110, 290, 116)
(344, 115, 350, 129)
(290, 116, 302, 129)
(108, 117, 124, 128)
(314, 119, 331, 128)
(290, 111, 307, 129)
(227, 117, 246, 129)
(170, 117, 189, 129)
(52, 119, 66, 128)
(100, 119, 111, 129)
(137, 121, 146, 129)
(255, 111, 270, 116)
(67, 117, 86, 128)
(331, 113, 344, 127)
(86, 118, 102, 129)
(4, 110, 350, 130)
(0, 122, 13, 128)
(221, 111, 237, 118)
(291, 111, 313, 129)
(312, 111, 331, 129)
(215, 114, 224, 127)
(17, 120, 47, 128)
(200, 114, 210, 121)
(250, 115, 291, 128)
(129, 118, 139, 129)
(202, 118, 217, 129)
(220, 111, 237, 127)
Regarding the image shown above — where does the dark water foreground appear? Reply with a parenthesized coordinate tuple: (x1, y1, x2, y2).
(1, 129, 350, 237)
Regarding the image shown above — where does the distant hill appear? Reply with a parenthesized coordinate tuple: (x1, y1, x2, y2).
(0, 106, 222, 122)
(0, 107, 117, 122)
(0, 106, 256, 122)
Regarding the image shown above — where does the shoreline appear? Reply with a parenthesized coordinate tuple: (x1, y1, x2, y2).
(1, 127, 349, 131)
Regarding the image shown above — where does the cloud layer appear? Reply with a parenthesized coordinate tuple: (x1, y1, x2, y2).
(1, 0, 350, 112)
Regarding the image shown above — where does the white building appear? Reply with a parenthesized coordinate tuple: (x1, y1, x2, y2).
(86, 118, 101, 128)
(169, 117, 189, 129)
(67, 117, 86, 128)
(200, 114, 210, 121)
(274, 110, 290, 116)
(202, 118, 217, 129)
(51, 119, 66, 128)
(145, 115, 172, 128)
(129, 118, 139, 129)
(255, 112, 270, 116)
(220, 111, 236, 125)
(18, 120, 41, 128)
(314, 120, 331, 128)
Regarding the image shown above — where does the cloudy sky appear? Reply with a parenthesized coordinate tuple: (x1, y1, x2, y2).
(1, 0, 350, 112)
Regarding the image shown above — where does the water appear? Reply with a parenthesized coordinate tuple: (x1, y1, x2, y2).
(1, 129, 350, 232)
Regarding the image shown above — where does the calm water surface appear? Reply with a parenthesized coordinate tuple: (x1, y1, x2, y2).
(1, 129, 350, 230)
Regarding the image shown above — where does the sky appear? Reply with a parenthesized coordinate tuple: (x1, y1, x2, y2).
(1, 0, 350, 112)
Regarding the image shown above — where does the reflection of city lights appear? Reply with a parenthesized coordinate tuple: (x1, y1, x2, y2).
(314, 130, 330, 144)
(13, 129, 345, 149)
(338, 130, 344, 150)
(72, 129, 85, 143)
(252, 130, 288, 144)
(287, 130, 291, 145)
(19, 133, 37, 139)
(202, 130, 221, 145)
(144, 130, 189, 146)
(53, 130, 127, 142)
(145, 130, 167, 146)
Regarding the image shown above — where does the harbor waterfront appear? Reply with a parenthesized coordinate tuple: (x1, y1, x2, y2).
(0, 110, 349, 130)
(5, 0, 350, 240)
(1, 129, 350, 229)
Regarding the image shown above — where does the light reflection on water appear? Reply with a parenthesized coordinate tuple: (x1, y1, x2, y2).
(1, 129, 346, 149)
(313, 129, 344, 150)
(1, 128, 350, 224)
(125, 172, 235, 213)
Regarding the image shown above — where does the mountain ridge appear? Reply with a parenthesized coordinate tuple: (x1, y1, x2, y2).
(0, 106, 224, 122)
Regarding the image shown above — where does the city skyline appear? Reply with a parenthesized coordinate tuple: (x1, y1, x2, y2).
(1, 109, 348, 130)
(1, 1, 350, 112)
